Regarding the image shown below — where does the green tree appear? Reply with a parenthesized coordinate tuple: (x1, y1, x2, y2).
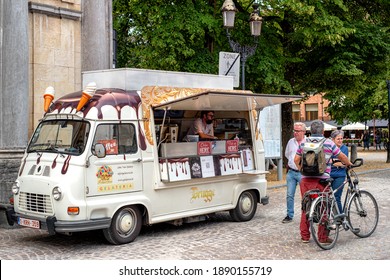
(113, 0, 390, 153)
(113, 0, 390, 97)
(113, 0, 224, 73)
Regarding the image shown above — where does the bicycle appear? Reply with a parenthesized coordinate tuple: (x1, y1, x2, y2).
(307, 158, 379, 250)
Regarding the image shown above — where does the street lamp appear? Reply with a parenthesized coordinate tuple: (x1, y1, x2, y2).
(221, 0, 263, 90)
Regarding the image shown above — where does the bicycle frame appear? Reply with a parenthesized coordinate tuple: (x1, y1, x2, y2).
(309, 159, 363, 231)
(308, 157, 379, 250)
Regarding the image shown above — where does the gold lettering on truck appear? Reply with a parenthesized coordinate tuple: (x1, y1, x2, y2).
(190, 187, 215, 203)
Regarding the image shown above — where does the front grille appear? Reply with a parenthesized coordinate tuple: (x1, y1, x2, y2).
(19, 192, 54, 215)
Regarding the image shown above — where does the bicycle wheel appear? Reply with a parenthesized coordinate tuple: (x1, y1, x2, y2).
(310, 197, 339, 250)
(347, 190, 379, 238)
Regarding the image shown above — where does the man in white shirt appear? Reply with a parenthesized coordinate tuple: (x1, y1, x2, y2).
(282, 122, 306, 223)
(185, 111, 217, 140)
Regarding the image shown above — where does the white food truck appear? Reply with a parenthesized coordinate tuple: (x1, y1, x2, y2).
(6, 69, 299, 244)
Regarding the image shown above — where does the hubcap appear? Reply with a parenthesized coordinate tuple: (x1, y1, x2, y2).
(241, 195, 252, 213)
(118, 211, 134, 234)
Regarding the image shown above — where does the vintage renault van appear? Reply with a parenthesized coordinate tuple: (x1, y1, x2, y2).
(7, 83, 298, 244)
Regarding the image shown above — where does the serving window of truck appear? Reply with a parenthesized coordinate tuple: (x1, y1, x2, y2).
(151, 90, 280, 183)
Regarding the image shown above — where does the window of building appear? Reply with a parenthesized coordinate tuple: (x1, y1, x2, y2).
(305, 104, 318, 121)
(292, 104, 300, 121)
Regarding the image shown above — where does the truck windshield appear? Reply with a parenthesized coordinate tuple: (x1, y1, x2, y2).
(28, 120, 90, 156)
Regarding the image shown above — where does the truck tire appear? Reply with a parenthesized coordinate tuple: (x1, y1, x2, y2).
(229, 190, 257, 222)
(103, 205, 142, 245)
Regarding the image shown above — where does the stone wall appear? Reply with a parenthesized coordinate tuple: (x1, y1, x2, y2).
(0, 150, 24, 204)
(28, 0, 82, 135)
(1, 0, 29, 204)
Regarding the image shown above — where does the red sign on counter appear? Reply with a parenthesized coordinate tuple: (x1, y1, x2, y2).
(197, 141, 212, 155)
(226, 140, 239, 153)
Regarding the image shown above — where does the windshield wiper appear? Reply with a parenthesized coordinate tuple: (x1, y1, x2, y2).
(28, 143, 58, 153)
(43, 146, 59, 152)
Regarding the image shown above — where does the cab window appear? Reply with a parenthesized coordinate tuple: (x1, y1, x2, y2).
(93, 124, 137, 155)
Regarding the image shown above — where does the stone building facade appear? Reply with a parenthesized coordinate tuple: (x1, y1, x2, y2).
(0, 0, 113, 203)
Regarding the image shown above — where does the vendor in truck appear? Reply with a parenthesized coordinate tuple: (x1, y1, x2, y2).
(185, 110, 218, 141)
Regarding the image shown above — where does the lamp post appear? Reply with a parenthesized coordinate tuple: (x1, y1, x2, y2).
(221, 0, 263, 90)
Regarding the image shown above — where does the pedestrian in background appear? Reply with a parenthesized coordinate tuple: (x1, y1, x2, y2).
(375, 134, 382, 150)
(362, 131, 370, 150)
(330, 130, 348, 213)
(282, 122, 306, 223)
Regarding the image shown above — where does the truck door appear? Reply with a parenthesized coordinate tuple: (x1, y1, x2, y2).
(86, 122, 143, 197)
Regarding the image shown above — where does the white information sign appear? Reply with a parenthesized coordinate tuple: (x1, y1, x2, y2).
(259, 104, 282, 158)
(219, 51, 240, 87)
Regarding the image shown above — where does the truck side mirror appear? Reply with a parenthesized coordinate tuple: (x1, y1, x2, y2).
(94, 143, 106, 158)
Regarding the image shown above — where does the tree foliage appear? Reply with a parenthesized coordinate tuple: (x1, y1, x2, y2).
(113, 0, 223, 73)
(113, 0, 390, 123)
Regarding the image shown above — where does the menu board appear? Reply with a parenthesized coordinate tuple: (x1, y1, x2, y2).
(200, 156, 215, 178)
(259, 104, 281, 158)
(189, 157, 202, 178)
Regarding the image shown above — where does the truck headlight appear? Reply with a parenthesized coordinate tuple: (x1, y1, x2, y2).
(12, 181, 20, 195)
(52, 186, 63, 201)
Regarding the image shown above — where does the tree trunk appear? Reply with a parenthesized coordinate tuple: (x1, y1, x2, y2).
(281, 102, 293, 167)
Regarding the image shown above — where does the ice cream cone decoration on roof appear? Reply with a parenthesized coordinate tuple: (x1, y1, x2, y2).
(43, 86, 55, 112)
(77, 82, 97, 111)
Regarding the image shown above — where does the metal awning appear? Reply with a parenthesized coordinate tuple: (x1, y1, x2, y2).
(152, 91, 302, 111)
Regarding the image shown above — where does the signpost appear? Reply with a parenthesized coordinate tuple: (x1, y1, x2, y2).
(219, 52, 240, 88)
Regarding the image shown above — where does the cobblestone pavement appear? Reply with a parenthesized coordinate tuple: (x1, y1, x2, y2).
(0, 168, 389, 260)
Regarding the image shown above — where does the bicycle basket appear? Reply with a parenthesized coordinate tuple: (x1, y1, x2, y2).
(301, 189, 320, 219)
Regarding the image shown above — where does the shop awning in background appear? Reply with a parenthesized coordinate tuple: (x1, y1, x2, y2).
(341, 122, 368, 131)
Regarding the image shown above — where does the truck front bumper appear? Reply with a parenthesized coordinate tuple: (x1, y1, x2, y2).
(5, 206, 111, 235)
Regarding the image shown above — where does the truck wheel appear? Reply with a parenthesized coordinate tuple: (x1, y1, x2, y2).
(103, 206, 142, 245)
(229, 190, 257, 222)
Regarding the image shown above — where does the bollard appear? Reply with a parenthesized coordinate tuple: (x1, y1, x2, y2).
(351, 144, 357, 162)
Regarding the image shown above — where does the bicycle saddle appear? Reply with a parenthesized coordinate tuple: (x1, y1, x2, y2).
(319, 178, 334, 186)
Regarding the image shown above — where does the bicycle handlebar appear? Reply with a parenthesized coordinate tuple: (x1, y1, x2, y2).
(350, 158, 363, 168)
(333, 158, 363, 169)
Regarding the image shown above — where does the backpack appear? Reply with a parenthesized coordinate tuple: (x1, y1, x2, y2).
(301, 138, 327, 176)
